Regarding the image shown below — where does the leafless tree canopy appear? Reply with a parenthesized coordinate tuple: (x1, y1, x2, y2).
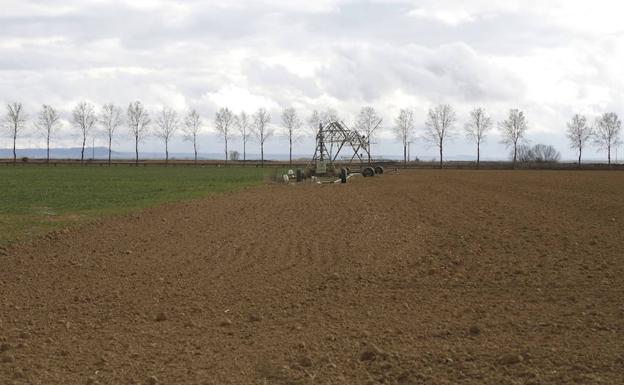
(465, 107, 493, 167)
(127, 101, 151, 165)
(393, 109, 414, 167)
(281, 107, 302, 165)
(354, 106, 382, 164)
(532, 144, 561, 163)
(155, 106, 179, 164)
(183, 109, 202, 164)
(516, 144, 561, 163)
(424, 104, 456, 168)
(215, 107, 235, 163)
(593, 112, 622, 165)
(566, 114, 592, 165)
(252, 108, 273, 167)
(500, 109, 528, 168)
(4, 102, 27, 164)
(309, 109, 340, 134)
(235, 112, 251, 162)
(98, 103, 122, 165)
(321, 108, 340, 126)
(72, 101, 97, 163)
(308, 110, 321, 135)
(35, 105, 61, 163)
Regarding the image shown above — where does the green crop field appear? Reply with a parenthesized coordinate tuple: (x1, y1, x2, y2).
(0, 165, 279, 245)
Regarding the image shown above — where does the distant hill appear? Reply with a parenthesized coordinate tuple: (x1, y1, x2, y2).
(0, 147, 311, 161)
(0, 147, 222, 160)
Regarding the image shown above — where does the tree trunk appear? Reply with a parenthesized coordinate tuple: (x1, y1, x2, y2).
(135, 135, 139, 166)
(289, 137, 293, 166)
(261, 141, 264, 168)
(46, 133, 50, 165)
(403, 143, 407, 169)
(477, 143, 480, 169)
(225, 138, 228, 166)
(81, 135, 86, 164)
(439, 141, 443, 169)
(608, 145, 611, 166)
(243, 139, 246, 163)
(194, 138, 197, 165)
(578, 148, 582, 167)
(12, 131, 17, 166)
(367, 137, 372, 165)
(108, 136, 112, 166)
(165, 141, 169, 166)
(512, 143, 517, 169)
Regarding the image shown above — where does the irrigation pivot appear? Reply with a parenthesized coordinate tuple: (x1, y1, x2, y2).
(308, 120, 383, 180)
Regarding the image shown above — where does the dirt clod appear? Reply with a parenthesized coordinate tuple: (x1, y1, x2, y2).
(498, 353, 524, 365)
(155, 312, 167, 322)
(0, 354, 15, 363)
(360, 351, 377, 362)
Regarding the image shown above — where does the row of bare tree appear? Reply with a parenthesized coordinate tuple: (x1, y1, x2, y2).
(2, 102, 275, 166)
(395, 105, 622, 168)
(3, 102, 622, 167)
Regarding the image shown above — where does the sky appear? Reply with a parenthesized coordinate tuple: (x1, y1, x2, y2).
(1, 0, 624, 161)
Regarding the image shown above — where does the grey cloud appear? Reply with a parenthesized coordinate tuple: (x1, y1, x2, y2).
(1, 1, 623, 160)
(315, 42, 525, 104)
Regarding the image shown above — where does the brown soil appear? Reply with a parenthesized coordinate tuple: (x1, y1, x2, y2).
(1, 170, 623, 385)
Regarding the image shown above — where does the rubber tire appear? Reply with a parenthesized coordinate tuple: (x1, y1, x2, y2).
(362, 167, 375, 177)
(374, 166, 384, 175)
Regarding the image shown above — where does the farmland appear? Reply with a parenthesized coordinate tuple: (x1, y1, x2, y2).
(0, 165, 275, 245)
(0, 170, 623, 384)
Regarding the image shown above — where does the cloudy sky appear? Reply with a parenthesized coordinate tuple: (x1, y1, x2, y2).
(1, 0, 624, 161)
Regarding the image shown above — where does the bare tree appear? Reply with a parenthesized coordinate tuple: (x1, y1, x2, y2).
(308, 110, 321, 136)
(566, 114, 592, 166)
(424, 104, 456, 169)
(355, 106, 382, 164)
(531, 144, 561, 163)
(321, 108, 340, 125)
(465, 107, 493, 169)
(127, 101, 150, 166)
(229, 150, 240, 161)
(4, 103, 27, 165)
(252, 108, 273, 167)
(500, 109, 528, 169)
(183, 109, 202, 165)
(281, 107, 302, 165)
(215, 107, 235, 165)
(593, 112, 622, 165)
(516, 144, 561, 163)
(155, 106, 179, 165)
(99, 103, 122, 165)
(309, 108, 339, 133)
(34, 105, 61, 164)
(393, 109, 414, 168)
(72, 101, 96, 164)
(236, 111, 252, 162)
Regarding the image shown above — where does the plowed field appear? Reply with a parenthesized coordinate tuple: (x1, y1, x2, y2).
(1, 170, 623, 385)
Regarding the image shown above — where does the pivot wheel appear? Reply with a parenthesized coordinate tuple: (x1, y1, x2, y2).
(362, 167, 375, 177)
(374, 166, 384, 175)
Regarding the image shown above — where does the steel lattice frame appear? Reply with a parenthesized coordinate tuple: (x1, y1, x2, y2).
(311, 121, 371, 169)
